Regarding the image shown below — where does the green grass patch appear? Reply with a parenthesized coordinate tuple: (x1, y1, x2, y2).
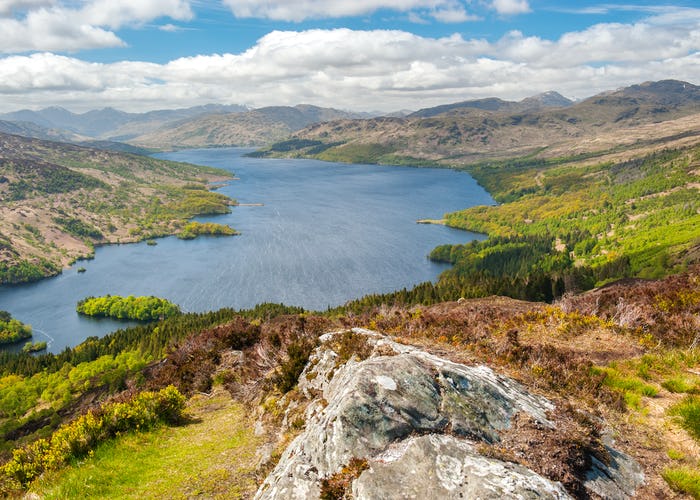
(31, 391, 262, 499)
(592, 365, 658, 410)
(667, 449, 686, 461)
(663, 466, 700, 498)
(662, 376, 700, 394)
(669, 395, 700, 441)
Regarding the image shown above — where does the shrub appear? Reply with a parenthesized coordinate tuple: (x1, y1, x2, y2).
(0, 385, 185, 491)
(275, 339, 317, 393)
(331, 330, 373, 364)
(320, 458, 369, 500)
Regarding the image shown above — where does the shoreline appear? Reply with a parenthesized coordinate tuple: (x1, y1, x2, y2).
(416, 218, 446, 225)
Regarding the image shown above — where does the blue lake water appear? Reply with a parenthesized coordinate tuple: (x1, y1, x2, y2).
(0, 148, 493, 353)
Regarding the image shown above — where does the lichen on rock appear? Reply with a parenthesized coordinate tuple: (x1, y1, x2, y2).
(255, 328, 644, 499)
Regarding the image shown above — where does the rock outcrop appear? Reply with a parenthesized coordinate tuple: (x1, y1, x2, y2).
(255, 328, 644, 499)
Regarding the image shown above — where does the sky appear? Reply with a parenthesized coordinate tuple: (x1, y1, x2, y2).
(0, 0, 699, 113)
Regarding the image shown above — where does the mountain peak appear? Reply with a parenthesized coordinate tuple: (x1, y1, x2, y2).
(519, 91, 573, 108)
(586, 79, 700, 108)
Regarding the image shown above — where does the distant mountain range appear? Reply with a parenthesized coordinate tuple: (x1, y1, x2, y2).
(128, 104, 370, 149)
(408, 91, 573, 118)
(256, 80, 700, 166)
(2, 80, 699, 156)
(126, 94, 574, 149)
(0, 104, 247, 142)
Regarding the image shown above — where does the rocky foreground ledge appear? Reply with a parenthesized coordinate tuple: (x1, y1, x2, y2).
(256, 328, 644, 499)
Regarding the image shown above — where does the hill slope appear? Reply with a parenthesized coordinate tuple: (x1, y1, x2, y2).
(256, 80, 700, 166)
(130, 104, 368, 149)
(0, 132, 233, 284)
(0, 120, 84, 143)
(408, 90, 573, 118)
(0, 104, 248, 141)
(1, 269, 698, 498)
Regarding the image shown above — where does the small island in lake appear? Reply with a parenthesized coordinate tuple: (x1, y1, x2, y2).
(0, 310, 32, 346)
(22, 340, 47, 353)
(177, 221, 239, 240)
(76, 295, 181, 321)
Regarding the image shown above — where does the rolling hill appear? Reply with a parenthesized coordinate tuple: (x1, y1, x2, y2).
(129, 104, 369, 149)
(0, 119, 84, 143)
(255, 80, 700, 166)
(0, 132, 233, 284)
(0, 104, 247, 142)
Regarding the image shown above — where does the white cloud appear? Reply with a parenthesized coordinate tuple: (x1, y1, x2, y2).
(159, 23, 188, 32)
(0, 0, 193, 53)
(222, 0, 436, 21)
(1, 9, 700, 113)
(78, 0, 192, 29)
(0, 0, 53, 16)
(431, 6, 479, 23)
(221, 0, 500, 22)
(491, 0, 530, 15)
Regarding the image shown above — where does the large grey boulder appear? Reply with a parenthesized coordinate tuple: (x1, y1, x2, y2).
(255, 328, 643, 499)
(353, 434, 570, 499)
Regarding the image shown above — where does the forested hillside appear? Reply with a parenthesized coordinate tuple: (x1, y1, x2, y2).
(0, 132, 234, 284)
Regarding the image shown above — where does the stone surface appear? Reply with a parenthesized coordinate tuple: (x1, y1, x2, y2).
(255, 329, 644, 499)
(353, 434, 571, 499)
(584, 440, 646, 500)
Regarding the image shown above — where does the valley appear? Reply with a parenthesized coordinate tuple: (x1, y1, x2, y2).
(0, 79, 699, 499)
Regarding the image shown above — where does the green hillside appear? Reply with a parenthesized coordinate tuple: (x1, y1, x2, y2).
(0, 132, 234, 284)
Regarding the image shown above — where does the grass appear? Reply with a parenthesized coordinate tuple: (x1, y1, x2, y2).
(662, 466, 700, 498)
(590, 350, 700, 411)
(31, 388, 262, 499)
(662, 376, 700, 394)
(592, 365, 658, 410)
(669, 396, 700, 441)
